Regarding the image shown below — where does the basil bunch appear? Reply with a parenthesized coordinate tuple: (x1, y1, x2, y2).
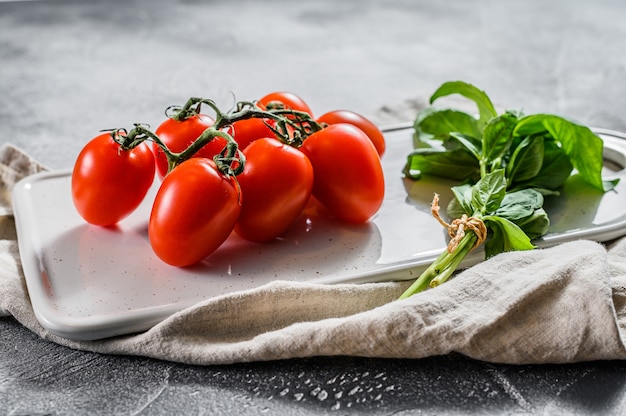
(400, 81, 618, 298)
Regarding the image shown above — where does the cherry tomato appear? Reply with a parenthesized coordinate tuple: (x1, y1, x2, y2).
(230, 117, 276, 150)
(317, 110, 386, 156)
(258, 91, 313, 116)
(299, 123, 384, 223)
(71, 133, 155, 227)
(148, 158, 241, 267)
(235, 138, 314, 242)
(154, 114, 226, 178)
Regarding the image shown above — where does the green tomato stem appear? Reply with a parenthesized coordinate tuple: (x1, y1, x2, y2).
(113, 96, 324, 178)
(170, 97, 323, 147)
(113, 128, 148, 153)
(121, 124, 245, 177)
(167, 97, 202, 122)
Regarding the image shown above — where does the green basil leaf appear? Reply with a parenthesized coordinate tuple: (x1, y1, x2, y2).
(494, 189, 544, 221)
(414, 107, 482, 147)
(511, 114, 547, 137)
(483, 215, 536, 257)
(429, 81, 498, 128)
(513, 208, 550, 240)
(450, 132, 481, 160)
(514, 114, 608, 191)
(450, 183, 474, 216)
(482, 111, 518, 165)
(506, 135, 544, 183)
(471, 169, 506, 214)
(446, 196, 465, 219)
(403, 148, 480, 181)
(509, 139, 573, 191)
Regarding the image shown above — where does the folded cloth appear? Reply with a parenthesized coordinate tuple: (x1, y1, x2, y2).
(2, 130, 626, 365)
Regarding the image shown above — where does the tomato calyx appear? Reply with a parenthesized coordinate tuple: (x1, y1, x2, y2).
(262, 100, 288, 111)
(164, 101, 203, 122)
(108, 126, 146, 151)
(210, 131, 245, 177)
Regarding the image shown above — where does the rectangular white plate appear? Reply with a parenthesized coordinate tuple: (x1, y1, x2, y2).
(12, 126, 626, 340)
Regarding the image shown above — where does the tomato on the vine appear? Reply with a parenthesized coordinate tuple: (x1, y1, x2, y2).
(230, 117, 276, 150)
(317, 110, 386, 156)
(148, 158, 241, 267)
(258, 91, 313, 116)
(71, 132, 155, 227)
(154, 114, 226, 177)
(299, 123, 384, 224)
(235, 138, 314, 242)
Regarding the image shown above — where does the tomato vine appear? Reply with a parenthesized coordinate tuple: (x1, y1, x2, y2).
(107, 96, 325, 177)
(71, 92, 386, 266)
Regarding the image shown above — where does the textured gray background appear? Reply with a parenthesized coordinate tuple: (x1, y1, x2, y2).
(2, 0, 626, 414)
(3, 0, 626, 169)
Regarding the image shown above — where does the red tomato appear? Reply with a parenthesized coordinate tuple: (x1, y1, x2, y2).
(153, 114, 226, 178)
(258, 91, 313, 117)
(299, 124, 384, 223)
(235, 138, 314, 242)
(71, 133, 155, 227)
(230, 117, 276, 150)
(148, 158, 241, 267)
(317, 110, 386, 156)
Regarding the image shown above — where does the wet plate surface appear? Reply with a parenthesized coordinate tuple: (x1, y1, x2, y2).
(12, 126, 626, 340)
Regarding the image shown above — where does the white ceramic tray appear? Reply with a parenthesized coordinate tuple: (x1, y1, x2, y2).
(12, 126, 626, 340)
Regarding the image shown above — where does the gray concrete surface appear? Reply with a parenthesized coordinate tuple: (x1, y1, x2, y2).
(2, 0, 626, 414)
(3, 0, 626, 169)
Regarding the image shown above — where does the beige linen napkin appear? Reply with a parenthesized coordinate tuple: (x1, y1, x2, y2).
(2, 120, 626, 365)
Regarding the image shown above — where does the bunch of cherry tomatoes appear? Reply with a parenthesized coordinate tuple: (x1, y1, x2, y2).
(71, 92, 386, 267)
